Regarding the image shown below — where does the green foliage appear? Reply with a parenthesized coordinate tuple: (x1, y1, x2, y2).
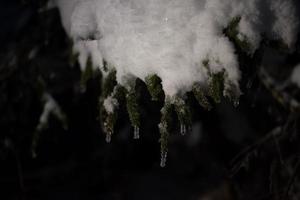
(103, 85, 126, 140)
(99, 69, 142, 141)
(192, 84, 212, 111)
(173, 97, 192, 135)
(126, 88, 141, 129)
(208, 71, 225, 104)
(96, 58, 241, 162)
(99, 69, 119, 141)
(113, 84, 127, 102)
(97, 69, 239, 164)
(103, 111, 117, 143)
(80, 57, 94, 90)
(102, 70, 117, 98)
(145, 74, 164, 101)
(158, 98, 173, 167)
(225, 16, 251, 52)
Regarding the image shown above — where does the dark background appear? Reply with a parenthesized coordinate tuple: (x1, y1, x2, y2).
(0, 1, 299, 200)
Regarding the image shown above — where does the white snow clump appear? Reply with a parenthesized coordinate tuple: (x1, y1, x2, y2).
(55, 0, 299, 97)
(103, 95, 119, 114)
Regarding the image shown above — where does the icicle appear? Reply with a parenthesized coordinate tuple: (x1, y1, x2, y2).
(160, 151, 167, 168)
(105, 132, 112, 143)
(133, 126, 140, 139)
(102, 113, 116, 144)
(174, 97, 191, 136)
(180, 124, 186, 136)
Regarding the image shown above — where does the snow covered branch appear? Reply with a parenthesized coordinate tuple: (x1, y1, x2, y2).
(54, 0, 299, 166)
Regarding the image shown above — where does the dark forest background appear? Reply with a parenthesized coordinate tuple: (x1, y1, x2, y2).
(0, 1, 300, 200)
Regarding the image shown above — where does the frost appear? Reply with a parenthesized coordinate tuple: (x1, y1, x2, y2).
(55, 0, 299, 97)
(291, 64, 300, 88)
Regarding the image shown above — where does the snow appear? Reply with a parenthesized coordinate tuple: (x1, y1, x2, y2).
(291, 64, 300, 88)
(37, 93, 66, 131)
(103, 95, 119, 114)
(55, 0, 299, 97)
(74, 40, 104, 71)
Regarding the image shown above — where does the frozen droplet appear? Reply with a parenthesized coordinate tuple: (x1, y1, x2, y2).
(105, 132, 112, 143)
(180, 124, 186, 136)
(133, 126, 140, 139)
(160, 151, 167, 168)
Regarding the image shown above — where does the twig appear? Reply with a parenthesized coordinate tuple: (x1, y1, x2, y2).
(230, 127, 282, 177)
(283, 158, 300, 199)
(258, 67, 300, 112)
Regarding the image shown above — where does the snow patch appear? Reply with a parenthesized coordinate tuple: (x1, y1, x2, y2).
(55, 0, 299, 97)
